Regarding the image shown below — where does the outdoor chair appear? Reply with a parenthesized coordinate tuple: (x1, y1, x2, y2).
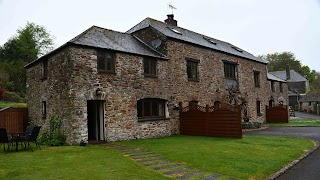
(21, 126, 41, 152)
(0, 128, 13, 153)
(18, 125, 35, 149)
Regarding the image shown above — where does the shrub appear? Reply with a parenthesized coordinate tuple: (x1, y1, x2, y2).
(38, 115, 66, 146)
(2, 91, 24, 102)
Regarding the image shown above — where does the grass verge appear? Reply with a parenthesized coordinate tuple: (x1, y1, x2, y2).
(0, 101, 27, 108)
(119, 135, 315, 180)
(267, 118, 320, 126)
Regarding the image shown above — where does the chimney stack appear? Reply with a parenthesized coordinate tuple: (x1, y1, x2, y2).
(286, 64, 291, 80)
(165, 14, 177, 26)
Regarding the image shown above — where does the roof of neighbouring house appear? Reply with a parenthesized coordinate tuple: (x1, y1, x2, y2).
(267, 73, 286, 82)
(127, 17, 267, 64)
(269, 70, 308, 82)
(299, 90, 320, 102)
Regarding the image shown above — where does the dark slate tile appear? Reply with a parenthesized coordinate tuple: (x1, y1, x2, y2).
(143, 161, 171, 166)
(201, 174, 221, 180)
(178, 171, 204, 179)
(165, 168, 193, 175)
(154, 164, 184, 171)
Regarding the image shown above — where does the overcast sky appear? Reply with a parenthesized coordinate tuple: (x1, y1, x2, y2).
(1, 0, 319, 71)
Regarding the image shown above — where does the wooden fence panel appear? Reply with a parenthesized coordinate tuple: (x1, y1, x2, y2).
(180, 103, 242, 138)
(180, 105, 207, 136)
(0, 107, 28, 133)
(266, 105, 288, 123)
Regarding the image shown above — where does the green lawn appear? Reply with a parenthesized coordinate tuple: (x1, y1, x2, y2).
(119, 135, 315, 180)
(0, 136, 314, 180)
(0, 101, 27, 108)
(267, 118, 320, 126)
(0, 145, 172, 180)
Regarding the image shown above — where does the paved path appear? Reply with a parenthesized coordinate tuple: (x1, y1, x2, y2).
(103, 143, 237, 180)
(247, 127, 320, 180)
(294, 111, 320, 119)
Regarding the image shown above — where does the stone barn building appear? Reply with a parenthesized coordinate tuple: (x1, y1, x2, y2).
(26, 15, 288, 144)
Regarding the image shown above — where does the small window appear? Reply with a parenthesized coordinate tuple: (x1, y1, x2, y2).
(168, 27, 182, 35)
(214, 101, 221, 109)
(186, 58, 199, 81)
(269, 100, 274, 107)
(231, 46, 243, 53)
(143, 58, 157, 77)
(203, 36, 217, 45)
(189, 100, 198, 109)
(254, 71, 260, 87)
(224, 62, 236, 80)
(271, 81, 275, 92)
(97, 50, 115, 73)
(41, 59, 48, 79)
(256, 101, 261, 116)
(137, 99, 166, 120)
(42, 101, 47, 119)
(279, 82, 283, 92)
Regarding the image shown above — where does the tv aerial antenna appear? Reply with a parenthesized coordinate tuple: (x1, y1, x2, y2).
(168, 2, 177, 14)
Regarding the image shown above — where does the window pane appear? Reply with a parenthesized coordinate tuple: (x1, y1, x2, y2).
(144, 101, 150, 116)
(256, 101, 261, 115)
(43, 60, 48, 78)
(150, 60, 156, 75)
(137, 100, 142, 118)
(187, 61, 198, 80)
(144, 59, 150, 74)
(152, 101, 158, 116)
(106, 53, 113, 71)
(187, 62, 191, 78)
(97, 51, 105, 70)
(159, 101, 165, 117)
(192, 63, 198, 79)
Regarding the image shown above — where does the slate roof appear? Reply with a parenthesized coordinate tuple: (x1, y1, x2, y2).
(25, 25, 167, 68)
(267, 73, 286, 82)
(127, 18, 266, 64)
(299, 90, 320, 102)
(69, 26, 166, 59)
(269, 70, 308, 82)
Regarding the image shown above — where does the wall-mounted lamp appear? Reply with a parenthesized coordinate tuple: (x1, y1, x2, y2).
(173, 104, 180, 110)
(96, 88, 102, 97)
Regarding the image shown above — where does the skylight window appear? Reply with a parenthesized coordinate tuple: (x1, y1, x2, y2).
(168, 27, 182, 35)
(231, 46, 243, 53)
(203, 36, 217, 45)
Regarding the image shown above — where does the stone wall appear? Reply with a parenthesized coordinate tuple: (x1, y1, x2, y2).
(65, 46, 180, 144)
(26, 46, 74, 138)
(163, 40, 288, 122)
(27, 37, 288, 144)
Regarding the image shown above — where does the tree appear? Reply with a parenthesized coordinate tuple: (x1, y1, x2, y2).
(0, 22, 54, 63)
(310, 72, 320, 90)
(0, 22, 55, 97)
(259, 52, 302, 73)
(259, 52, 318, 85)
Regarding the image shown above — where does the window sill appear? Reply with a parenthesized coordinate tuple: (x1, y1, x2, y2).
(188, 79, 199, 82)
(138, 117, 170, 122)
(98, 71, 116, 75)
(144, 74, 158, 78)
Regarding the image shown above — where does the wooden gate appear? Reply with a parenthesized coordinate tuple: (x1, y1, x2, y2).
(0, 107, 28, 132)
(180, 103, 242, 138)
(266, 105, 288, 123)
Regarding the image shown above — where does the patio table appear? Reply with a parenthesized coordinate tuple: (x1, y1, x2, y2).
(8, 132, 26, 151)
